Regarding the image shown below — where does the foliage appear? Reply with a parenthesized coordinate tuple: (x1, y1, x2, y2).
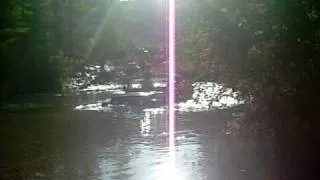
(177, 0, 320, 117)
(1, 0, 319, 177)
(177, 0, 320, 178)
(90, 0, 168, 78)
(0, 0, 119, 98)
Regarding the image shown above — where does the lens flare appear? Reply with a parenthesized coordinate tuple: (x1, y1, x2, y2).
(168, 0, 176, 156)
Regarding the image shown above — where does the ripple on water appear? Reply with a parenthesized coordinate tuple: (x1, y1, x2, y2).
(1, 80, 264, 180)
(91, 127, 217, 179)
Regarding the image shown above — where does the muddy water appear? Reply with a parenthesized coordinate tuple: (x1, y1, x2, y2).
(0, 86, 270, 180)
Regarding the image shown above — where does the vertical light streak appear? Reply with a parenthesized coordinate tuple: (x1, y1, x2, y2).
(168, 0, 176, 155)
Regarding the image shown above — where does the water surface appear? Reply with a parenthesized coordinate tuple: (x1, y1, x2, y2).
(0, 85, 269, 180)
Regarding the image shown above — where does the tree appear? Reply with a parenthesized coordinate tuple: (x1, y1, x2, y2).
(177, 0, 320, 178)
(0, 0, 103, 98)
(88, 0, 168, 81)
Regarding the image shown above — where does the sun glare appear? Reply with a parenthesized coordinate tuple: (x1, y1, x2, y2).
(167, 0, 177, 179)
(168, 0, 176, 148)
(156, 161, 184, 180)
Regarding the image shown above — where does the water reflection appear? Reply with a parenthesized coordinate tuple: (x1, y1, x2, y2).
(0, 82, 267, 180)
(153, 158, 184, 180)
(72, 82, 243, 113)
(140, 108, 166, 137)
(0, 102, 267, 180)
(140, 110, 151, 136)
(95, 134, 206, 180)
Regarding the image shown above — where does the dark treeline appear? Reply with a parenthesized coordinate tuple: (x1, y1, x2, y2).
(0, 0, 61, 97)
(0, 0, 118, 99)
(176, 0, 320, 179)
(0, 0, 167, 99)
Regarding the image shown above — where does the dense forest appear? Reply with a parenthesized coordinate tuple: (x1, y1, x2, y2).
(1, 0, 320, 179)
(177, 0, 320, 178)
(0, 0, 124, 98)
(0, 0, 92, 97)
(0, 0, 167, 98)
